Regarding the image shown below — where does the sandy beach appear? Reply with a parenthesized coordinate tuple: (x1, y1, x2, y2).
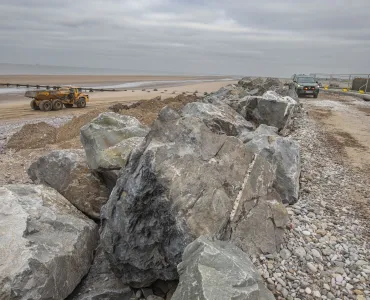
(0, 75, 228, 86)
(0, 76, 237, 122)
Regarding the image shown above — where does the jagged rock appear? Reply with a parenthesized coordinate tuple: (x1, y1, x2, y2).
(238, 124, 279, 143)
(237, 77, 284, 97)
(0, 184, 98, 300)
(211, 84, 249, 99)
(80, 112, 149, 171)
(28, 150, 109, 219)
(263, 77, 283, 90)
(238, 77, 264, 90)
(172, 236, 275, 300)
(244, 135, 300, 205)
(227, 94, 297, 132)
(100, 107, 288, 287)
(206, 91, 298, 132)
(66, 246, 134, 300)
(181, 102, 254, 137)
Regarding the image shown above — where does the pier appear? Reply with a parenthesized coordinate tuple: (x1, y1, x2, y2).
(0, 83, 118, 92)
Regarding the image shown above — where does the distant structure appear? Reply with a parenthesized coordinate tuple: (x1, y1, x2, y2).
(352, 77, 370, 92)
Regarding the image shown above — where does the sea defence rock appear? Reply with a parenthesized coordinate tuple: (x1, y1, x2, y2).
(67, 246, 134, 300)
(172, 236, 275, 300)
(208, 93, 297, 132)
(181, 102, 255, 137)
(0, 184, 98, 300)
(28, 149, 109, 219)
(238, 124, 279, 143)
(100, 107, 289, 287)
(80, 112, 149, 171)
(244, 132, 301, 205)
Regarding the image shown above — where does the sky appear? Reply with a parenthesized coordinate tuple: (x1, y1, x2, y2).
(1, 0, 370, 77)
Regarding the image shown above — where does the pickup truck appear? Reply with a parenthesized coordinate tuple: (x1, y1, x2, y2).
(292, 75, 320, 98)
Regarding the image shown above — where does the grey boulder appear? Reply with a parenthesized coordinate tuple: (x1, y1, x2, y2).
(181, 102, 254, 137)
(238, 124, 279, 143)
(237, 77, 283, 96)
(172, 236, 275, 300)
(100, 107, 288, 287)
(222, 93, 298, 132)
(0, 184, 98, 300)
(28, 149, 109, 220)
(67, 246, 134, 300)
(80, 112, 149, 171)
(244, 134, 300, 205)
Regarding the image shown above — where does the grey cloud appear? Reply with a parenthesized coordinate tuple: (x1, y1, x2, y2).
(0, 0, 369, 76)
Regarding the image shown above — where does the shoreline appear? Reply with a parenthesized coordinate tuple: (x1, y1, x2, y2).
(0, 74, 234, 86)
(0, 80, 237, 122)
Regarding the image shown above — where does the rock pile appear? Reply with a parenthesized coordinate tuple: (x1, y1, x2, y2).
(0, 78, 308, 300)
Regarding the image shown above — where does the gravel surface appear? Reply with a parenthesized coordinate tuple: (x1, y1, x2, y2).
(253, 110, 370, 300)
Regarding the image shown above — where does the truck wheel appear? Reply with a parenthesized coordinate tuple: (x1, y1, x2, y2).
(30, 99, 40, 110)
(313, 94, 318, 98)
(64, 104, 73, 108)
(52, 99, 63, 111)
(77, 97, 86, 108)
(41, 100, 52, 111)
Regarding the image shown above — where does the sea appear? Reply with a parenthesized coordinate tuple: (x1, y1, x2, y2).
(0, 63, 237, 94)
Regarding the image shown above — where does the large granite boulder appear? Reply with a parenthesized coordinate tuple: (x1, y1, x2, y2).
(238, 77, 264, 90)
(67, 246, 134, 300)
(80, 112, 149, 171)
(243, 131, 301, 205)
(172, 236, 275, 300)
(100, 107, 288, 287)
(28, 150, 109, 220)
(0, 185, 98, 300)
(238, 124, 279, 143)
(181, 102, 254, 137)
(236, 77, 283, 96)
(209, 92, 298, 132)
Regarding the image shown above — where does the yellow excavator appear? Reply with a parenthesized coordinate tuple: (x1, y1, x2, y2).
(25, 86, 89, 111)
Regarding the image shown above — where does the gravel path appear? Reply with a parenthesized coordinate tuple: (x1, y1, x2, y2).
(253, 107, 369, 300)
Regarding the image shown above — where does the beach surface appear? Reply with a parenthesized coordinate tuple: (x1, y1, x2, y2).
(0, 75, 236, 122)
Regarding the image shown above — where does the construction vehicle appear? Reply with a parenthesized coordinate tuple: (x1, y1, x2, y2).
(25, 87, 89, 111)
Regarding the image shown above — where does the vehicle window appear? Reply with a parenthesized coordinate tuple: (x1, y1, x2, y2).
(297, 77, 316, 84)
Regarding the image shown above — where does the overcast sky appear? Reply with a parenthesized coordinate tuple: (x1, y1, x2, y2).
(1, 0, 370, 77)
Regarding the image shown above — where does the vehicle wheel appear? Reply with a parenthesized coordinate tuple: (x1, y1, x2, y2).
(30, 99, 40, 110)
(52, 99, 63, 110)
(77, 97, 86, 108)
(64, 104, 73, 108)
(313, 94, 318, 98)
(41, 100, 52, 111)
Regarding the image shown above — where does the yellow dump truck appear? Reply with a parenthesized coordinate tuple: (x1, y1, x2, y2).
(25, 87, 89, 111)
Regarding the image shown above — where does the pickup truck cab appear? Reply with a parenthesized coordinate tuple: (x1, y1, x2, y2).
(292, 75, 320, 98)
